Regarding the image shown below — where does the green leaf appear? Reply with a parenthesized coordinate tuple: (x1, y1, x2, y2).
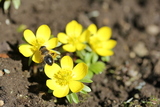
(76, 50, 86, 60)
(85, 44, 92, 52)
(80, 85, 92, 94)
(66, 94, 73, 104)
(89, 61, 106, 74)
(85, 70, 94, 79)
(75, 59, 84, 63)
(4, 0, 11, 11)
(56, 42, 62, 47)
(82, 85, 91, 92)
(91, 52, 99, 63)
(12, 0, 21, 9)
(71, 93, 79, 104)
(79, 77, 93, 83)
(80, 90, 87, 94)
(48, 89, 53, 93)
(49, 35, 54, 39)
(66, 93, 80, 104)
(101, 56, 110, 62)
(84, 52, 92, 63)
(17, 24, 27, 32)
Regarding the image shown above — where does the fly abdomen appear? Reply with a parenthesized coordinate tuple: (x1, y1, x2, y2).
(44, 55, 53, 66)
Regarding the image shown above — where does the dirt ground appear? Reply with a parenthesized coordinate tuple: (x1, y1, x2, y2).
(0, 0, 160, 107)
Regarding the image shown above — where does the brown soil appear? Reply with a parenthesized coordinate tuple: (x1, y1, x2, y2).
(0, 0, 160, 107)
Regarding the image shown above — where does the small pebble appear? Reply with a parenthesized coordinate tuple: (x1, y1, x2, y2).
(129, 51, 136, 58)
(135, 82, 146, 90)
(125, 81, 132, 86)
(134, 93, 140, 99)
(3, 69, 10, 74)
(146, 24, 159, 36)
(0, 70, 4, 76)
(0, 100, 4, 106)
(133, 42, 149, 57)
(128, 70, 138, 77)
(87, 10, 99, 18)
(5, 19, 10, 25)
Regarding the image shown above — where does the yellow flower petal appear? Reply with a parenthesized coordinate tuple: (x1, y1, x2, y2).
(23, 29, 37, 45)
(79, 30, 90, 42)
(47, 79, 69, 96)
(53, 85, 69, 98)
(36, 25, 51, 43)
(69, 81, 84, 93)
(46, 79, 57, 90)
(72, 63, 88, 80)
(63, 44, 76, 52)
(61, 56, 73, 70)
(103, 40, 117, 49)
(45, 63, 61, 79)
(97, 26, 112, 40)
(32, 50, 42, 63)
(88, 24, 97, 34)
(96, 49, 114, 56)
(66, 20, 82, 36)
(66, 20, 76, 36)
(45, 38, 58, 49)
(89, 36, 98, 45)
(58, 33, 68, 44)
(76, 43, 86, 51)
(19, 44, 34, 57)
(74, 23, 82, 37)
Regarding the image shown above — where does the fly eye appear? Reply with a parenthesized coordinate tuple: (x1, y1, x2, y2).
(39, 46, 46, 50)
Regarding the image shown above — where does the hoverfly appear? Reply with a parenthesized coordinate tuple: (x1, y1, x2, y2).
(39, 46, 59, 66)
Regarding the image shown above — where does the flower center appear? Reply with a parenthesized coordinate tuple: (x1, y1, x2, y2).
(90, 37, 102, 48)
(68, 35, 80, 44)
(54, 69, 72, 86)
(32, 39, 46, 51)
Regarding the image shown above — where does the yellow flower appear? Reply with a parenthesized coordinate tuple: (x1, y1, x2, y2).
(19, 25, 58, 63)
(88, 24, 117, 56)
(44, 56, 88, 98)
(58, 20, 90, 52)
